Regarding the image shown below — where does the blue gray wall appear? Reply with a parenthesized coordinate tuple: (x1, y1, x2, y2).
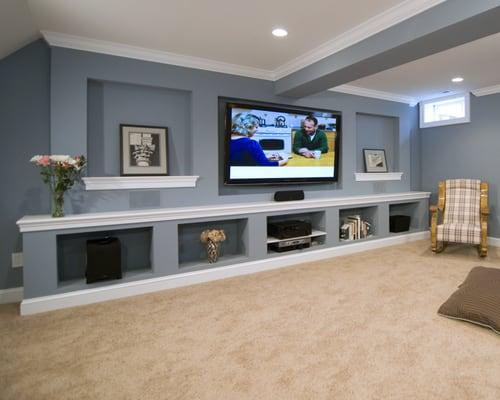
(420, 93, 500, 237)
(2, 42, 420, 290)
(0, 40, 51, 289)
(50, 47, 417, 213)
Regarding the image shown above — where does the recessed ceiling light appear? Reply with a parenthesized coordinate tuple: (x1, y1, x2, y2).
(451, 77, 464, 83)
(272, 28, 288, 38)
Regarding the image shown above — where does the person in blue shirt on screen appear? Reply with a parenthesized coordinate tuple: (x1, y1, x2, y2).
(229, 113, 288, 166)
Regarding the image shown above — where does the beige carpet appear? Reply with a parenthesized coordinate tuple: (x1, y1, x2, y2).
(1, 240, 499, 400)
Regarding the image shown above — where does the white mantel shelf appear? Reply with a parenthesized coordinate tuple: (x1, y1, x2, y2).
(82, 176, 199, 190)
(17, 191, 430, 233)
(355, 172, 403, 181)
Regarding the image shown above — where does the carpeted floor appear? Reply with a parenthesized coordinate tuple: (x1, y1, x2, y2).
(1, 240, 499, 400)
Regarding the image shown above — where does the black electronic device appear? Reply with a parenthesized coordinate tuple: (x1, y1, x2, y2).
(268, 220, 312, 240)
(274, 190, 304, 202)
(86, 237, 122, 284)
(389, 215, 411, 233)
(269, 237, 311, 252)
(223, 99, 341, 185)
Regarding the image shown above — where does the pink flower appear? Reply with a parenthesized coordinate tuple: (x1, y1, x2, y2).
(39, 156, 50, 166)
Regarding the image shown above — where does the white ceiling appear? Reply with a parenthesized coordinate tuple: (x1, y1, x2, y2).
(1, 0, 499, 102)
(25, 0, 406, 70)
(347, 31, 500, 101)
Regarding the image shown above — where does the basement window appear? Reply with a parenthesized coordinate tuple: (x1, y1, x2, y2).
(419, 93, 470, 128)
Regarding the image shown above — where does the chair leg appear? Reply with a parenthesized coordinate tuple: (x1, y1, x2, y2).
(433, 241, 445, 253)
(478, 245, 488, 257)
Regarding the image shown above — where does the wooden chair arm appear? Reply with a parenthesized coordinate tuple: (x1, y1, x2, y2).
(481, 208, 490, 216)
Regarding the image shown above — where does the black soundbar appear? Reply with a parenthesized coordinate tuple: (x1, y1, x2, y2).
(274, 190, 304, 202)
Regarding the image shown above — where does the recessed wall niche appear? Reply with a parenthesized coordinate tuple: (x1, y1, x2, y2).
(87, 80, 192, 177)
(356, 113, 399, 173)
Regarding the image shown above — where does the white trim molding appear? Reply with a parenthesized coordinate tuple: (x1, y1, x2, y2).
(0, 287, 23, 304)
(42, 1, 445, 83)
(20, 231, 429, 315)
(17, 192, 431, 233)
(271, 0, 445, 79)
(83, 176, 199, 191)
(42, 31, 275, 81)
(330, 85, 418, 106)
(471, 84, 500, 97)
(355, 172, 403, 182)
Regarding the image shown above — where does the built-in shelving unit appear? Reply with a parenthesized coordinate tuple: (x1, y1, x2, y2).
(17, 192, 430, 315)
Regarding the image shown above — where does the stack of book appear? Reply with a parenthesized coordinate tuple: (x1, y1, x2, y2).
(340, 215, 372, 241)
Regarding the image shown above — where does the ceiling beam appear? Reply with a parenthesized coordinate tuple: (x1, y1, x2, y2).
(274, 0, 500, 98)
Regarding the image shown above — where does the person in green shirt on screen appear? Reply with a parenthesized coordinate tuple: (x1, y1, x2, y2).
(292, 116, 328, 158)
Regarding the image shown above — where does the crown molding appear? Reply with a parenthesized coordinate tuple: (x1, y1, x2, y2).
(273, 0, 446, 80)
(42, 1, 445, 84)
(471, 84, 500, 97)
(41, 31, 275, 81)
(330, 85, 418, 106)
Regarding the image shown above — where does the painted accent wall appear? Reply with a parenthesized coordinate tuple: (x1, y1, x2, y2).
(420, 93, 500, 237)
(0, 40, 51, 289)
(1, 42, 420, 290)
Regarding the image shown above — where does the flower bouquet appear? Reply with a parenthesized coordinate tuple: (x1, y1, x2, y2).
(30, 155, 87, 217)
(200, 229, 226, 263)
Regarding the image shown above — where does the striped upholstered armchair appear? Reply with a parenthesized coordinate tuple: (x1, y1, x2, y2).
(430, 179, 489, 257)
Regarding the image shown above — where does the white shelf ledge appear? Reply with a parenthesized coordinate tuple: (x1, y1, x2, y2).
(354, 172, 403, 182)
(83, 176, 199, 190)
(17, 191, 430, 233)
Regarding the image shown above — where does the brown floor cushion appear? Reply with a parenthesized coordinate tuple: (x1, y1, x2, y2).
(438, 266, 500, 335)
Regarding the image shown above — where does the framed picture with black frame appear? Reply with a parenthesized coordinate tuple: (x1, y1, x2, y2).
(363, 149, 388, 173)
(120, 124, 168, 176)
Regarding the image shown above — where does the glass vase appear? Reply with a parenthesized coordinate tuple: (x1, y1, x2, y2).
(205, 240, 221, 263)
(52, 190, 65, 218)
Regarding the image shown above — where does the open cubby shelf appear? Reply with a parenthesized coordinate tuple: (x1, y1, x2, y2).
(178, 218, 248, 270)
(389, 201, 426, 234)
(339, 206, 377, 243)
(56, 226, 153, 291)
(266, 211, 326, 254)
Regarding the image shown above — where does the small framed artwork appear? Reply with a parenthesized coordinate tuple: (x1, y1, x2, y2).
(363, 149, 388, 173)
(120, 124, 168, 176)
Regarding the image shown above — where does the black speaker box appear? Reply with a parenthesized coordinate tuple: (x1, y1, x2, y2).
(274, 190, 304, 202)
(86, 237, 122, 284)
(389, 215, 411, 233)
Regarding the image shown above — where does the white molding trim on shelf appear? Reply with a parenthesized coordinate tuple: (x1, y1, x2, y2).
(471, 84, 500, 97)
(17, 192, 431, 233)
(41, 31, 274, 81)
(42, 1, 445, 84)
(0, 287, 23, 304)
(355, 172, 404, 182)
(83, 176, 199, 191)
(330, 85, 418, 106)
(20, 231, 430, 315)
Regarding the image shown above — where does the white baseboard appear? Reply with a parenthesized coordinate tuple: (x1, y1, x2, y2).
(0, 287, 23, 304)
(20, 231, 429, 315)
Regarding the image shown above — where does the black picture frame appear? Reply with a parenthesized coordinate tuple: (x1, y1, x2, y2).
(120, 124, 168, 176)
(363, 149, 388, 173)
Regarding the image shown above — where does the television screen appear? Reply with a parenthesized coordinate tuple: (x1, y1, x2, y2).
(224, 102, 341, 185)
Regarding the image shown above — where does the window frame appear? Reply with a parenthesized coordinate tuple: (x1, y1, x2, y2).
(419, 92, 470, 129)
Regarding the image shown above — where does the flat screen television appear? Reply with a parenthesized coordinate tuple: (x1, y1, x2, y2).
(224, 102, 341, 185)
